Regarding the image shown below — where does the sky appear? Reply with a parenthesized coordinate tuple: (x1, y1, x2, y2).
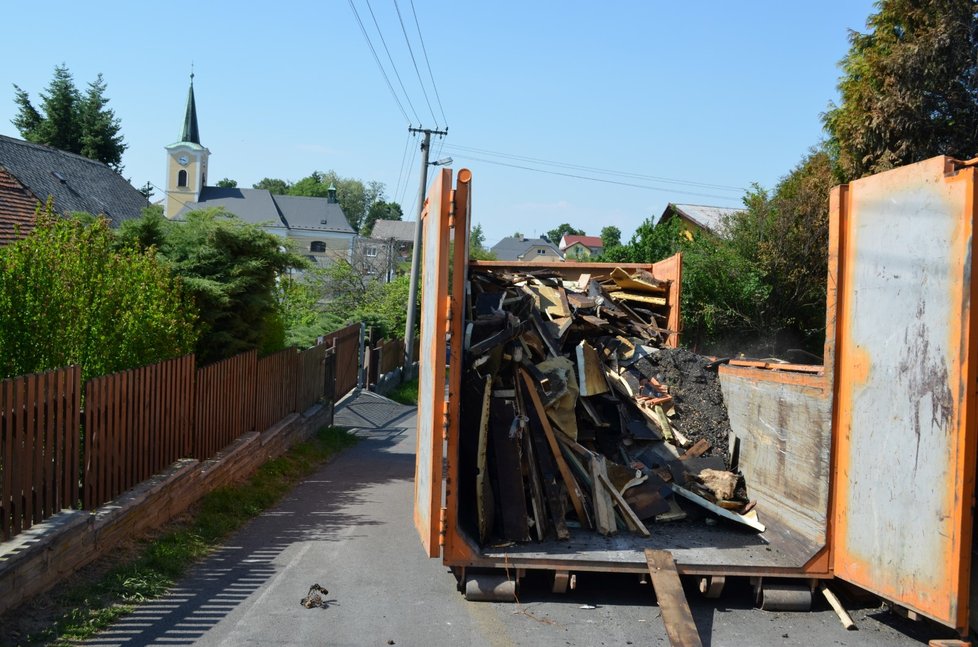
(0, 1, 878, 246)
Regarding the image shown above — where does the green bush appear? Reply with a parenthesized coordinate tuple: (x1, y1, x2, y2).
(0, 213, 197, 380)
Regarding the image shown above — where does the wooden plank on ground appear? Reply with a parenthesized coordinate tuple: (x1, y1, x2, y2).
(644, 549, 703, 647)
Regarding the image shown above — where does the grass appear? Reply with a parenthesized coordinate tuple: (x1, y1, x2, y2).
(6, 426, 356, 647)
(386, 377, 418, 406)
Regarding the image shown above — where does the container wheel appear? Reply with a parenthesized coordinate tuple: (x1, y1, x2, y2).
(464, 571, 517, 602)
(757, 582, 813, 611)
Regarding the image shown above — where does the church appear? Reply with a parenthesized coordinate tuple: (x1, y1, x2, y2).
(163, 77, 356, 266)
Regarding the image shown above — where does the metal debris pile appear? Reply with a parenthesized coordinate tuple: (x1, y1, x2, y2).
(458, 266, 763, 546)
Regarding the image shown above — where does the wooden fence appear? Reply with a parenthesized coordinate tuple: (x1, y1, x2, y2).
(0, 326, 360, 542)
(84, 355, 195, 509)
(322, 323, 361, 396)
(0, 367, 81, 541)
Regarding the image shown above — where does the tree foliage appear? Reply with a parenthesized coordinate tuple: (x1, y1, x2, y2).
(0, 211, 197, 381)
(543, 223, 584, 245)
(362, 199, 403, 236)
(12, 65, 127, 171)
(216, 178, 238, 188)
(469, 223, 496, 260)
(119, 207, 306, 364)
(253, 177, 291, 195)
(823, 0, 978, 179)
(600, 225, 621, 249)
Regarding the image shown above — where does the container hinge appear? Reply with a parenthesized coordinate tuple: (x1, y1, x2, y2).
(442, 411, 450, 440)
(439, 507, 448, 546)
(448, 190, 456, 228)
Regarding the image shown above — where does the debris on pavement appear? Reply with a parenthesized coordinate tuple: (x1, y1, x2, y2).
(460, 266, 759, 545)
(300, 583, 329, 608)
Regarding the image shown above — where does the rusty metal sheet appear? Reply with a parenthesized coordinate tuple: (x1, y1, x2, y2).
(414, 168, 453, 558)
(832, 156, 978, 632)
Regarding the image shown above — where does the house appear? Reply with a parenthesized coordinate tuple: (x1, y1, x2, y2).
(559, 234, 604, 259)
(370, 219, 416, 265)
(0, 134, 149, 245)
(657, 203, 741, 238)
(164, 76, 355, 262)
(490, 236, 563, 262)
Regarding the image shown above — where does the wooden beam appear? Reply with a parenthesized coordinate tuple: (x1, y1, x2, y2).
(519, 369, 590, 529)
(644, 549, 703, 647)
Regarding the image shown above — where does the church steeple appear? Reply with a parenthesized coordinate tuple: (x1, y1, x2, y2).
(181, 73, 200, 144)
(164, 71, 210, 219)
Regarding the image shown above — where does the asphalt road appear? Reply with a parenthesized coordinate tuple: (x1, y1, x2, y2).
(86, 391, 948, 647)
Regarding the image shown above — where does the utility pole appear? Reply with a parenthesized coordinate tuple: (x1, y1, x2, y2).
(404, 126, 448, 373)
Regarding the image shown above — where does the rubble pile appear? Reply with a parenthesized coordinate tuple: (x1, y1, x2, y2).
(458, 266, 763, 546)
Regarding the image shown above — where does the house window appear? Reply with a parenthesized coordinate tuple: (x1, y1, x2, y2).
(177, 170, 188, 187)
(366, 246, 378, 257)
(310, 241, 326, 253)
(537, 248, 545, 254)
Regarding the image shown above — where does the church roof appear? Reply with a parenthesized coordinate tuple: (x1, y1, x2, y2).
(273, 194, 352, 233)
(175, 186, 354, 234)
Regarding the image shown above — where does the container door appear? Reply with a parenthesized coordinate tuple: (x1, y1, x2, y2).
(414, 168, 454, 558)
(833, 157, 978, 632)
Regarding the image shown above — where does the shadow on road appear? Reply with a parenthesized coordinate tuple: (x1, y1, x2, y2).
(86, 391, 416, 647)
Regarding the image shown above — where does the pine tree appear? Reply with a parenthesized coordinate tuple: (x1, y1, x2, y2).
(823, 0, 978, 179)
(11, 65, 127, 171)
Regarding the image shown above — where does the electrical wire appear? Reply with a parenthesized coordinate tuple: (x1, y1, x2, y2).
(409, 0, 448, 127)
(393, 0, 438, 127)
(447, 153, 744, 203)
(443, 143, 747, 192)
(399, 137, 419, 206)
(347, 0, 412, 125)
(364, 0, 421, 125)
(393, 131, 413, 202)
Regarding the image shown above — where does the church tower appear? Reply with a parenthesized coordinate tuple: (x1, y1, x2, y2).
(164, 74, 210, 219)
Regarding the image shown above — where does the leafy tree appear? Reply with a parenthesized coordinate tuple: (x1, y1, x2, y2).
(254, 177, 291, 194)
(600, 225, 621, 249)
(0, 211, 197, 381)
(823, 0, 978, 179)
(216, 178, 238, 188)
(468, 223, 496, 260)
(138, 181, 154, 200)
(362, 199, 403, 236)
(120, 208, 306, 364)
(512, 231, 524, 239)
(12, 65, 127, 170)
(544, 223, 584, 245)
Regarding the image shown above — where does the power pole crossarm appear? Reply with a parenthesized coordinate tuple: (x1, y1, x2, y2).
(404, 126, 448, 372)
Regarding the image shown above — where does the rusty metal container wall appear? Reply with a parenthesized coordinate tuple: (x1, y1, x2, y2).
(831, 156, 978, 632)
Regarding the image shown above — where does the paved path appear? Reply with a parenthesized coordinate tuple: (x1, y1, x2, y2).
(86, 391, 941, 646)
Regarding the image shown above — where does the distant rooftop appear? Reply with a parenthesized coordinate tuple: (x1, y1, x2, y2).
(371, 219, 416, 241)
(490, 236, 563, 261)
(658, 203, 742, 233)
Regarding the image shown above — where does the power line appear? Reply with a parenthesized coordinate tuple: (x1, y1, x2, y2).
(394, 131, 413, 202)
(447, 153, 744, 203)
(393, 0, 439, 127)
(347, 0, 412, 124)
(409, 0, 448, 126)
(399, 135, 419, 206)
(443, 143, 747, 192)
(364, 0, 421, 125)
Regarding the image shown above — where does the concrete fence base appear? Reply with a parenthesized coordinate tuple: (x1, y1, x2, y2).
(0, 401, 334, 616)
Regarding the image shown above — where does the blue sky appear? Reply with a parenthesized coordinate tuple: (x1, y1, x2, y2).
(1, 1, 877, 245)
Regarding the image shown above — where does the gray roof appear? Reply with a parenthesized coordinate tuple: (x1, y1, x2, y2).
(178, 187, 285, 227)
(659, 203, 742, 233)
(370, 219, 416, 241)
(490, 236, 563, 261)
(176, 186, 354, 234)
(273, 194, 353, 233)
(0, 134, 148, 227)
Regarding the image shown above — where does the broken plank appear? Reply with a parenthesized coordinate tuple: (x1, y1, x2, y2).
(596, 470, 651, 537)
(521, 428, 548, 542)
(576, 340, 611, 396)
(519, 369, 591, 530)
(488, 399, 530, 541)
(476, 375, 494, 544)
(589, 454, 617, 536)
(644, 549, 703, 647)
(680, 438, 711, 460)
(671, 484, 765, 532)
(609, 290, 667, 306)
